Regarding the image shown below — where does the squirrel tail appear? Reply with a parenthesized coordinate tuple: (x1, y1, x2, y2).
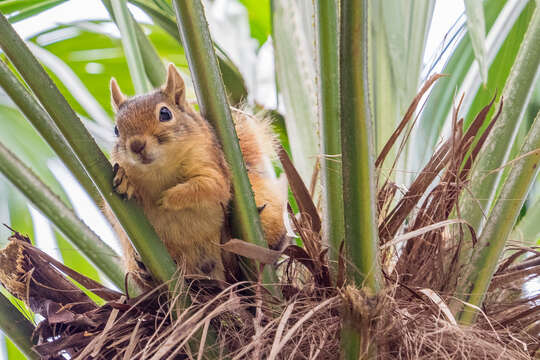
(233, 108, 277, 174)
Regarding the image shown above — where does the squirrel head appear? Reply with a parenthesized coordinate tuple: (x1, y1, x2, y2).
(110, 64, 209, 172)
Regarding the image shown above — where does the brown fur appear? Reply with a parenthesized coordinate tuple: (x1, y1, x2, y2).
(107, 64, 286, 285)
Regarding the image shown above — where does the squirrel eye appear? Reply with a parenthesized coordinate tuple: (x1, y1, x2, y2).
(114, 125, 119, 137)
(159, 106, 172, 122)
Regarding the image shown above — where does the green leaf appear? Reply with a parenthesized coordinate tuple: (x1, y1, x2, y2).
(460, 4, 540, 243)
(512, 196, 540, 245)
(29, 20, 187, 118)
(27, 42, 111, 127)
(369, 0, 434, 184)
(464, 1, 536, 129)
(271, 0, 319, 184)
(0, 141, 125, 289)
(5, 337, 27, 360)
(6, 184, 34, 243)
(453, 6, 540, 320)
(0, 293, 36, 359)
(0, 105, 65, 199)
(0, 0, 67, 23)
(239, 0, 271, 46)
(111, 0, 152, 93)
(464, 0, 488, 84)
(129, 0, 248, 104)
(414, 0, 514, 167)
(0, 58, 103, 206)
(458, 109, 540, 324)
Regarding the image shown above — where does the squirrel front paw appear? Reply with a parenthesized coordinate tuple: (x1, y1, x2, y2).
(112, 163, 138, 200)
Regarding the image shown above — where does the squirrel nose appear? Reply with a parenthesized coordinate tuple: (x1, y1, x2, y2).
(129, 138, 146, 154)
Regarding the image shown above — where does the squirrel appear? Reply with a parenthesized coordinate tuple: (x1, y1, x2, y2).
(105, 63, 286, 286)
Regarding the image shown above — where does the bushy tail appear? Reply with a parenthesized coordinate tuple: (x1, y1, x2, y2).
(233, 108, 289, 250)
(233, 109, 277, 174)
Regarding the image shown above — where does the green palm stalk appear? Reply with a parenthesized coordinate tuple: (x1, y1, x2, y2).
(457, 6, 540, 279)
(172, 0, 277, 286)
(110, 0, 152, 93)
(315, 0, 344, 263)
(0, 294, 37, 360)
(340, 0, 382, 358)
(0, 59, 102, 207)
(0, 142, 124, 288)
(340, 0, 381, 297)
(457, 109, 540, 324)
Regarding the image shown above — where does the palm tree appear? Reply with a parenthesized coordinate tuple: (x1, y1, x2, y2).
(0, 0, 538, 358)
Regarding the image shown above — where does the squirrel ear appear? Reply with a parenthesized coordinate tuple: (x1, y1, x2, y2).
(163, 63, 186, 108)
(110, 78, 126, 111)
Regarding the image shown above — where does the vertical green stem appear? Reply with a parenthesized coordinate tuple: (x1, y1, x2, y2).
(315, 0, 344, 262)
(340, 0, 381, 294)
(172, 0, 276, 286)
(458, 110, 540, 324)
(0, 12, 176, 285)
(127, 0, 248, 104)
(110, 0, 152, 93)
(340, 0, 381, 358)
(101, 0, 166, 87)
(0, 294, 37, 360)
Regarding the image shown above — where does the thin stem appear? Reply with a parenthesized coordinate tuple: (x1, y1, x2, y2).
(0, 294, 37, 360)
(457, 5, 540, 277)
(340, 0, 381, 357)
(110, 0, 152, 93)
(340, 0, 381, 294)
(101, 0, 166, 87)
(458, 109, 540, 324)
(128, 0, 248, 105)
(0, 59, 102, 207)
(315, 0, 344, 263)
(0, 12, 177, 286)
(0, 142, 125, 289)
(172, 0, 277, 287)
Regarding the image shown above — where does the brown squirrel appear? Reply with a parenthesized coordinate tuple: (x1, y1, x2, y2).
(106, 64, 286, 285)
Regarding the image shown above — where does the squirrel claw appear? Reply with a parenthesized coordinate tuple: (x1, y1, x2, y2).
(113, 165, 138, 200)
(257, 204, 267, 214)
(125, 185, 136, 200)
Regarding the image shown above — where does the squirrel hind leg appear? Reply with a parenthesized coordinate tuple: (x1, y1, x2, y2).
(101, 200, 154, 291)
(249, 174, 288, 251)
